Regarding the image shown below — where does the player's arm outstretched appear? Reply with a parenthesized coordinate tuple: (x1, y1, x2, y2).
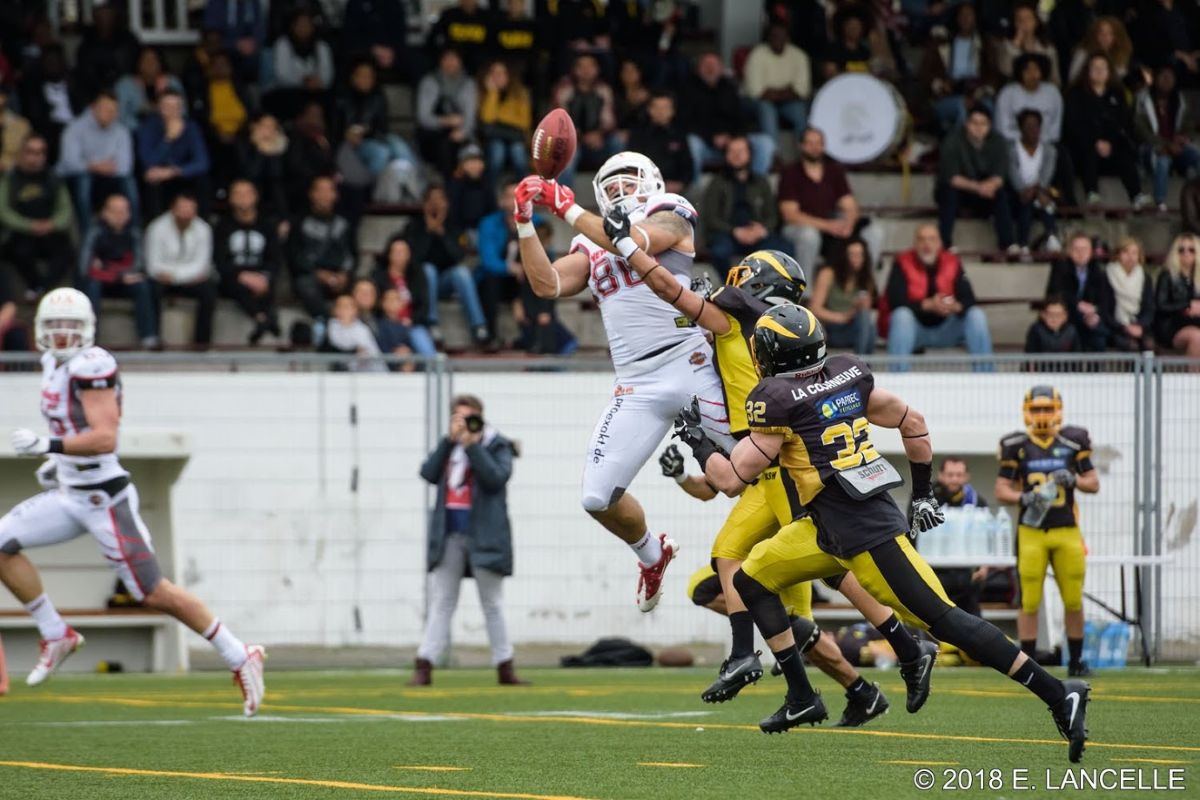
(529, 178, 694, 258)
(673, 398, 778, 497)
(604, 209, 732, 334)
(866, 387, 944, 533)
(514, 177, 590, 300)
(659, 444, 719, 501)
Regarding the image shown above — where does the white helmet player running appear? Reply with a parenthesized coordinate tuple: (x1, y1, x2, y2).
(35, 288, 96, 362)
(592, 151, 665, 218)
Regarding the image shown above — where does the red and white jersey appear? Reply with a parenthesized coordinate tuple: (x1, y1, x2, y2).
(40, 347, 127, 487)
(571, 192, 704, 369)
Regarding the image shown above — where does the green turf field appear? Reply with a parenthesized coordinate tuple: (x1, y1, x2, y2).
(1, 665, 1197, 799)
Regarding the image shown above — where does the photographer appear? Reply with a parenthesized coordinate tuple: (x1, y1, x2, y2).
(412, 395, 528, 687)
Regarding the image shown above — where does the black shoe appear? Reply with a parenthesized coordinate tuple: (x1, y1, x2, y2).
(248, 320, 268, 345)
(898, 639, 939, 713)
(701, 651, 763, 703)
(759, 691, 828, 733)
(830, 682, 890, 728)
(1068, 661, 1092, 678)
(1051, 679, 1090, 763)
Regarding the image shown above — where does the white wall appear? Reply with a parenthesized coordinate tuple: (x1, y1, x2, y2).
(0, 368, 1193, 656)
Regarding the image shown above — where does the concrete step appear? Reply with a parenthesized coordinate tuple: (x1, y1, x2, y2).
(875, 215, 1182, 256)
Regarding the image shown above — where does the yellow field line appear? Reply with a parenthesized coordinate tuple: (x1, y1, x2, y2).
(636, 763, 705, 768)
(1110, 758, 1192, 764)
(880, 761, 960, 766)
(0, 761, 596, 800)
(394, 767, 474, 772)
(944, 688, 1200, 704)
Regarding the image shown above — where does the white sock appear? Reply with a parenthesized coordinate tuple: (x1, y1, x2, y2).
(202, 618, 248, 670)
(630, 531, 663, 567)
(26, 593, 67, 641)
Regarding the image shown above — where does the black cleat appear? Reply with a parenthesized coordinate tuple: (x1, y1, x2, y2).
(898, 640, 939, 713)
(830, 682, 890, 728)
(1051, 679, 1090, 763)
(1068, 661, 1093, 678)
(701, 651, 763, 703)
(760, 691, 828, 733)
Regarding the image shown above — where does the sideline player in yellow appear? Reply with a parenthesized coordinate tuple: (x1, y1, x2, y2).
(994, 386, 1099, 677)
(661, 300, 1091, 761)
(613, 240, 921, 726)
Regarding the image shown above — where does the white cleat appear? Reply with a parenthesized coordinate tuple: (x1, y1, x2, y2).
(27, 628, 85, 686)
(233, 645, 266, 717)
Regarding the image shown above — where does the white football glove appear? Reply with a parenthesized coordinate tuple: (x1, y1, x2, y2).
(35, 460, 58, 490)
(11, 428, 50, 457)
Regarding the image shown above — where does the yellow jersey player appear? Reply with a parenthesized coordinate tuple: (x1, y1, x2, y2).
(668, 302, 1091, 761)
(995, 386, 1099, 677)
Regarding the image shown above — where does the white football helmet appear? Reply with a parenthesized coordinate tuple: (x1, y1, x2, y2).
(35, 288, 96, 361)
(593, 151, 665, 217)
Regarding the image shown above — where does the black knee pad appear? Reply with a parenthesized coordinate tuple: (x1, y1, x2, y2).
(820, 572, 848, 592)
(690, 574, 722, 608)
(733, 569, 792, 640)
(0, 538, 22, 555)
(791, 616, 821, 653)
(928, 607, 1020, 672)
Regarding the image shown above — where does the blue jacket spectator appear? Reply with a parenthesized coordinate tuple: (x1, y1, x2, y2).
(114, 47, 186, 130)
(204, 0, 267, 80)
(135, 91, 211, 218)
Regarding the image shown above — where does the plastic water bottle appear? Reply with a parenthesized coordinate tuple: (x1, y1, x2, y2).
(973, 507, 993, 558)
(1095, 623, 1116, 669)
(1021, 482, 1058, 528)
(1083, 621, 1102, 665)
(994, 508, 1013, 558)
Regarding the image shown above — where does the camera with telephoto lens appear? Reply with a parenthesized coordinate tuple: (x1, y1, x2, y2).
(465, 414, 485, 433)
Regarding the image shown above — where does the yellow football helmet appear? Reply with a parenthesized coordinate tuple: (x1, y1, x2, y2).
(1023, 385, 1062, 438)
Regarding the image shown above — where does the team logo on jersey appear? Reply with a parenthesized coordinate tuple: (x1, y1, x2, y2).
(88, 493, 104, 506)
(41, 390, 61, 410)
(688, 351, 707, 366)
(614, 384, 635, 397)
(674, 316, 696, 328)
(818, 388, 864, 420)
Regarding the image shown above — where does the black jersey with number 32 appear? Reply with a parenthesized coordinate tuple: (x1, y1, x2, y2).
(745, 354, 908, 557)
(998, 427, 1094, 530)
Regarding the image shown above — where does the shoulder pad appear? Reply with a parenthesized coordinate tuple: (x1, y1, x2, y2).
(67, 348, 119, 381)
(1058, 426, 1090, 448)
(1000, 431, 1027, 448)
(638, 193, 698, 225)
(568, 234, 603, 257)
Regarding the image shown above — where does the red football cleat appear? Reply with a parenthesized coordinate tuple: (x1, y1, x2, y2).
(636, 535, 678, 612)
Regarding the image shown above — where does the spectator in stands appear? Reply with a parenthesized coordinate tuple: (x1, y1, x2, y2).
(448, 143, 495, 234)
(284, 102, 337, 214)
(192, 50, 253, 194)
(885, 224, 994, 367)
(236, 114, 290, 222)
(994, 54, 1062, 148)
(613, 58, 650, 144)
(20, 43, 83, 163)
(701, 135, 792, 276)
(58, 92, 139, 227)
(628, 91, 693, 195)
(1025, 295, 1081, 357)
(350, 277, 411, 364)
(553, 54, 620, 190)
(918, 3, 1000, 134)
(744, 21, 811, 147)
(807, 237, 877, 354)
(930, 457, 991, 618)
(1064, 54, 1148, 210)
(1129, 0, 1200, 78)
(183, 30, 225, 117)
(491, 0, 538, 76)
(417, 48, 477, 180)
(779, 127, 884, 280)
(203, 0, 266, 81)
(536, 0, 610, 80)
(337, 59, 416, 181)
(406, 185, 489, 348)
(994, 3, 1061, 86)
(288, 175, 355, 335)
(1067, 17, 1133, 84)
(935, 107, 1014, 253)
(268, 9, 334, 120)
(0, 266, 30, 352)
(73, 3, 141, 100)
(372, 235, 437, 356)
(0, 135, 74, 299)
(214, 179, 282, 344)
(1100, 236, 1155, 352)
(1045, 232, 1110, 352)
(680, 52, 773, 185)
(1007, 109, 1061, 257)
(145, 193, 216, 348)
(820, 5, 873, 80)
(267, 0, 335, 46)
(1153, 233, 1200, 356)
(378, 288, 424, 368)
(0, 88, 30, 172)
(115, 47, 185, 131)
(1134, 66, 1200, 213)
(427, 0, 494, 75)
(900, 0, 951, 45)
(79, 193, 158, 349)
(136, 89, 211, 219)
(341, 0, 409, 76)
(477, 60, 531, 186)
(325, 292, 386, 371)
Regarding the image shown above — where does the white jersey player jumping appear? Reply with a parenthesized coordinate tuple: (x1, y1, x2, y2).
(515, 153, 732, 611)
(0, 289, 265, 714)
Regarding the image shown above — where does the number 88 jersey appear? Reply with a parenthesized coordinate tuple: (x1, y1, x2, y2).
(39, 347, 128, 487)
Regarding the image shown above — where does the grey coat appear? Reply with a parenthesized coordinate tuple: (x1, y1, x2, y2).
(419, 432, 515, 577)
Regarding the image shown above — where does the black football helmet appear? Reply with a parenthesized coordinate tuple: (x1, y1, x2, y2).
(726, 250, 807, 305)
(752, 303, 827, 379)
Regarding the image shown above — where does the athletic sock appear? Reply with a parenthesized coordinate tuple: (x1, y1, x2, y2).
(1011, 659, 1066, 706)
(1020, 639, 1038, 657)
(846, 676, 869, 697)
(202, 619, 249, 670)
(728, 611, 755, 659)
(1067, 637, 1084, 667)
(772, 645, 814, 700)
(26, 593, 67, 641)
(630, 532, 663, 567)
(875, 614, 920, 662)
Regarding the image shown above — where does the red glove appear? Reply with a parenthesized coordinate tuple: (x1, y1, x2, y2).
(530, 178, 579, 221)
(513, 175, 541, 225)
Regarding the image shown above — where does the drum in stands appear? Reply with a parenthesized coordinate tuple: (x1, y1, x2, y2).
(809, 74, 907, 164)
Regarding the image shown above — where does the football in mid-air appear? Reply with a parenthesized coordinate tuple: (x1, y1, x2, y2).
(531, 109, 577, 180)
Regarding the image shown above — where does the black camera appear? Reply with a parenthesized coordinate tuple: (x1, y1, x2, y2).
(465, 413, 485, 433)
